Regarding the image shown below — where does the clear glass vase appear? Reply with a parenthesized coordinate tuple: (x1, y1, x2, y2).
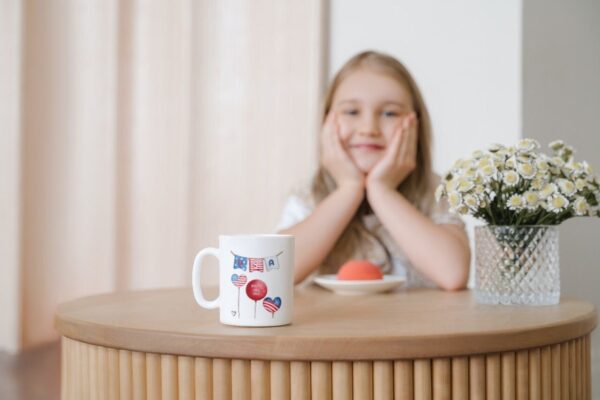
(475, 225, 560, 305)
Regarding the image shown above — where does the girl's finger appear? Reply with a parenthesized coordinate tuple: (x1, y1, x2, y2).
(321, 111, 336, 151)
(399, 114, 418, 163)
(407, 113, 418, 158)
(389, 115, 409, 162)
(330, 113, 343, 150)
(332, 123, 350, 159)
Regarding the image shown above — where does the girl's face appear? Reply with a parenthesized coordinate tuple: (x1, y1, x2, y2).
(331, 68, 415, 173)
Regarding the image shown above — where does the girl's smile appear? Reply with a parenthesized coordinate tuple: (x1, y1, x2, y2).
(349, 142, 385, 151)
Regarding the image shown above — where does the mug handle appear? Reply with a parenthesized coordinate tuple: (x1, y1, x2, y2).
(192, 247, 220, 309)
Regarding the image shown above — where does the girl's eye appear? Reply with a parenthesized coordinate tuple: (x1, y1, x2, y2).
(343, 109, 359, 116)
(382, 110, 400, 117)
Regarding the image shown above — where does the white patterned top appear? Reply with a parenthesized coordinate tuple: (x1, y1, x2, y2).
(276, 174, 466, 288)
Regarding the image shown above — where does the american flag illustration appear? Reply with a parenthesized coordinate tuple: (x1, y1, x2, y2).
(249, 258, 264, 273)
(231, 274, 247, 288)
(262, 297, 281, 314)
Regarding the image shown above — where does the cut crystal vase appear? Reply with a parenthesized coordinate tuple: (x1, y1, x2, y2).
(475, 225, 560, 305)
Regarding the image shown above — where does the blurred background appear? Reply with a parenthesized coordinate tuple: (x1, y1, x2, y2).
(1, 0, 599, 398)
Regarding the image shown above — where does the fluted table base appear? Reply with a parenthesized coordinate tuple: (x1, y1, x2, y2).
(61, 335, 592, 400)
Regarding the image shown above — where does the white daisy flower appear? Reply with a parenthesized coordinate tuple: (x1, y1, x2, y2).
(479, 164, 497, 180)
(459, 159, 473, 170)
(463, 169, 476, 179)
(474, 185, 485, 195)
(549, 140, 564, 151)
(505, 157, 517, 169)
(539, 183, 557, 199)
(559, 146, 575, 160)
(507, 194, 524, 210)
(567, 161, 582, 174)
(488, 143, 504, 152)
(457, 178, 475, 192)
(435, 184, 445, 201)
(502, 170, 520, 187)
(523, 191, 540, 209)
(476, 157, 493, 169)
(492, 156, 504, 168)
(531, 178, 544, 190)
(575, 179, 588, 191)
(557, 179, 576, 196)
(445, 178, 459, 192)
(463, 194, 480, 209)
(551, 156, 565, 167)
(549, 166, 561, 175)
(573, 197, 589, 216)
(547, 194, 569, 213)
(517, 162, 536, 179)
(516, 138, 540, 152)
(448, 191, 462, 209)
(535, 159, 550, 172)
(517, 154, 533, 164)
(472, 150, 484, 158)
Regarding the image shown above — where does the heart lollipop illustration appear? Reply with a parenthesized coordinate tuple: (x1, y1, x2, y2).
(262, 297, 281, 318)
(231, 274, 247, 318)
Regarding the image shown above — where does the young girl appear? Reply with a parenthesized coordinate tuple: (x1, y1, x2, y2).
(277, 51, 470, 290)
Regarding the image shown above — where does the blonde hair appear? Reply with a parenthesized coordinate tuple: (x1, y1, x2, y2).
(312, 50, 434, 274)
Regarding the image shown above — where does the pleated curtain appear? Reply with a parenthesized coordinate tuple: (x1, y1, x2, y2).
(0, 0, 325, 352)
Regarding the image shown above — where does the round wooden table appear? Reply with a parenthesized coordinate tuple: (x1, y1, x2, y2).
(55, 285, 597, 399)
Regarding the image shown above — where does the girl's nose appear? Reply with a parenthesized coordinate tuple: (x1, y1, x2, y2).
(357, 115, 381, 137)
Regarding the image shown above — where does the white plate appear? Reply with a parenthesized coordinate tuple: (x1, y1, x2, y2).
(313, 274, 405, 295)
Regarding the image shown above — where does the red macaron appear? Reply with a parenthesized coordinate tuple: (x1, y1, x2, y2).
(336, 260, 383, 281)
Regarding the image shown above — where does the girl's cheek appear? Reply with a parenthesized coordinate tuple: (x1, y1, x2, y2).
(337, 120, 352, 141)
(382, 124, 398, 141)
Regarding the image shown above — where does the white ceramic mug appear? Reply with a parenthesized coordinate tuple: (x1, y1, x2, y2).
(192, 234, 294, 327)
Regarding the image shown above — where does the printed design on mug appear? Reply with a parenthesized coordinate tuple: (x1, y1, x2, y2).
(246, 279, 268, 319)
(262, 297, 281, 318)
(231, 251, 285, 320)
(233, 254, 248, 271)
(231, 274, 247, 318)
(230, 251, 283, 273)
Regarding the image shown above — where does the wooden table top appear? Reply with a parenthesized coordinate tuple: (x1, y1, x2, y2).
(55, 285, 597, 361)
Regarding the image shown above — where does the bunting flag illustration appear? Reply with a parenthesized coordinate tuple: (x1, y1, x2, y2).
(233, 254, 248, 271)
(230, 251, 284, 274)
(249, 258, 265, 273)
(265, 251, 283, 271)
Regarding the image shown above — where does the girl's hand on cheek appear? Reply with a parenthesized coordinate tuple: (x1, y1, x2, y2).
(321, 111, 365, 191)
(366, 112, 418, 193)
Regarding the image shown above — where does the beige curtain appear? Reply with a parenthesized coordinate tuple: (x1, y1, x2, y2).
(0, 0, 325, 353)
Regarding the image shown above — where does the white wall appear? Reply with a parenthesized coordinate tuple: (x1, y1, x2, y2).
(523, 0, 600, 391)
(329, 0, 522, 175)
